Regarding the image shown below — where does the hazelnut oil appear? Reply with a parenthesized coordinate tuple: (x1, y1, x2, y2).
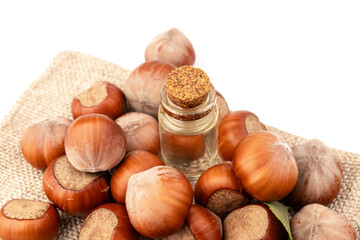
(158, 66, 219, 182)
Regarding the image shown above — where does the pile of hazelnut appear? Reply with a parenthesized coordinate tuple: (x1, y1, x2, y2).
(0, 29, 357, 240)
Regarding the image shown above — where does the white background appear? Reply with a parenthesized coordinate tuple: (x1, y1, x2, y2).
(0, 1, 359, 153)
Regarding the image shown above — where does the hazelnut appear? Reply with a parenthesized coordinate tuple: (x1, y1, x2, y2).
(110, 150, 164, 204)
(291, 204, 356, 240)
(285, 139, 343, 209)
(20, 116, 72, 170)
(71, 81, 125, 120)
(126, 166, 193, 238)
(123, 61, 175, 117)
(79, 203, 139, 240)
(224, 203, 287, 240)
(65, 113, 126, 172)
(218, 110, 266, 161)
(115, 112, 160, 155)
(0, 199, 60, 240)
(233, 131, 298, 202)
(164, 204, 223, 240)
(42, 155, 110, 216)
(145, 28, 195, 67)
(194, 162, 250, 219)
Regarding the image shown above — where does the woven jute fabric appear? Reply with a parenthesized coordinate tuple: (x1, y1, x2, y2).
(0, 51, 359, 239)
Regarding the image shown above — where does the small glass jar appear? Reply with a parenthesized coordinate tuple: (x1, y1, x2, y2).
(158, 83, 219, 181)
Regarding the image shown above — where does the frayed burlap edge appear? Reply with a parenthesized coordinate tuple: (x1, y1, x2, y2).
(0, 51, 359, 239)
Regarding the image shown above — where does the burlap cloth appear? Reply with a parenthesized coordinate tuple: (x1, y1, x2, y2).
(0, 51, 359, 239)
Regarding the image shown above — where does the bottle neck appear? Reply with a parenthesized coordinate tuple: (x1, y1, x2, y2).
(159, 84, 218, 134)
(160, 84, 217, 121)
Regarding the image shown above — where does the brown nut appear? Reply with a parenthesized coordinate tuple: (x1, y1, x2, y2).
(164, 204, 223, 240)
(194, 162, 250, 219)
(218, 110, 266, 161)
(65, 114, 126, 172)
(42, 155, 110, 216)
(233, 131, 298, 202)
(145, 28, 195, 67)
(110, 150, 164, 204)
(284, 139, 343, 209)
(115, 112, 160, 155)
(20, 116, 72, 170)
(123, 61, 175, 117)
(79, 203, 139, 240)
(224, 203, 287, 240)
(126, 166, 193, 239)
(71, 81, 125, 120)
(291, 204, 356, 240)
(0, 199, 60, 240)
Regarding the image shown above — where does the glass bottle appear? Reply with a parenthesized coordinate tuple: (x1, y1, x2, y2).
(158, 65, 219, 182)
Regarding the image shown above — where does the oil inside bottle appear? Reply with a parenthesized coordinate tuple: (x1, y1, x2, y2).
(159, 104, 219, 183)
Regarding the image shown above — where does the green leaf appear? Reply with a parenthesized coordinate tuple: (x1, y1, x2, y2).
(263, 201, 293, 240)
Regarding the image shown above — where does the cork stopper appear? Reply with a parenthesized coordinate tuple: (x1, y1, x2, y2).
(3, 199, 51, 220)
(166, 65, 210, 108)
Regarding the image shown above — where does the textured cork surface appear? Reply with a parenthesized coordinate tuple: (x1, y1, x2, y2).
(0, 51, 359, 239)
(166, 65, 210, 108)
